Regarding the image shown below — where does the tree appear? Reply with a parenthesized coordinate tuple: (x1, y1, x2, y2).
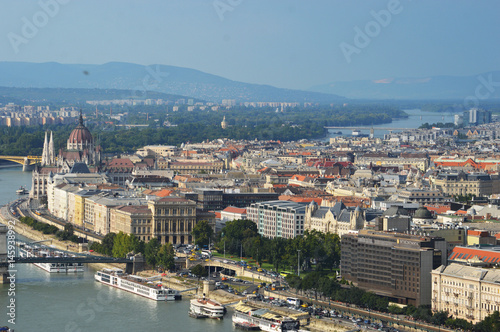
(191, 264, 208, 279)
(475, 311, 500, 332)
(157, 243, 175, 271)
(144, 237, 161, 267)
(430, 311, 449, 326)
(101, 233, 116, 256)
(112, 231, 132, 258)
(64, 223, 74, 236)
(217, 219, 258, 255)
(191, 220, 213, 248)
(130, 235, 145, 254)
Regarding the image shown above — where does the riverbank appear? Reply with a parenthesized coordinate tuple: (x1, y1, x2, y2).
(0, 205, 125, 271)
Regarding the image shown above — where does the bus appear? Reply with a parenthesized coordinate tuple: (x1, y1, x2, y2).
(286, 297, 302, 306)
(279, 271, 293, 277)
(201, 250, 212, 258)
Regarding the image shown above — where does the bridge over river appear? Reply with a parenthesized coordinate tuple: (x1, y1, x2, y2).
(0, 231, 142, 283)
(0, 155, 42, 171)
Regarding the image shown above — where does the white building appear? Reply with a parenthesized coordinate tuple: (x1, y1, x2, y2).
(247, 200, 305, 239)
(432, 263, 500, 323)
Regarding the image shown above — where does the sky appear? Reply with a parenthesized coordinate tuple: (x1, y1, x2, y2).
(0, 0, 499, 90)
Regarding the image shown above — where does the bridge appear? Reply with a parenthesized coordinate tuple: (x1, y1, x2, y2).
(0, 232, 143, 283)
(0, 155, 42, 166)
(0, 155, 42, 171)
(324, 126, 411, 131)
(2, 255, 132, 265)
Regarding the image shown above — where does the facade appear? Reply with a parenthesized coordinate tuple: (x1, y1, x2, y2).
(84, 196, 148, 235)
(222, 192, 279, 208)
(304, 201, 365, 237)
(194, 189, 224, 211)
(431, 171, 499, 197)
(432, 263, 500, 323)
(110, 205, 152, 242)
(247, 200, 306, 239)
(396, 188, 448, 204)
(149, 197, 197, 245)
(341, 230, 446, 306)
(355, 154, 429, 171)
(160, 160, 224, 174)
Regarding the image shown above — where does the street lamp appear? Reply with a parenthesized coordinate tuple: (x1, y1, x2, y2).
(297, 249, 301, 276)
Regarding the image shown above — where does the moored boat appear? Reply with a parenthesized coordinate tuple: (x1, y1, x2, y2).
(94, 268, 182, 301)
(232, 301, 300, 332)
(16, 186, 27, 195)
(189, 294, 225, 319)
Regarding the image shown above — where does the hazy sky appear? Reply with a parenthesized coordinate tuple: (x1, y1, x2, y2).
(1, 0, 499, 90)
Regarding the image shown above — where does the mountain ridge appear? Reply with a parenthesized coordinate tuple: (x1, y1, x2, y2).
(0, 61, 344, 103)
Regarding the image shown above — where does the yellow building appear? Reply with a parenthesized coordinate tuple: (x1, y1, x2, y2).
(110, 205, 152, 242)
(73, 194, 86, 228)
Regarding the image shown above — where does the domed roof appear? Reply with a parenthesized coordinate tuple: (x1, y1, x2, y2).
(414, 207, 433, 219)
(68, 113, 93, 145)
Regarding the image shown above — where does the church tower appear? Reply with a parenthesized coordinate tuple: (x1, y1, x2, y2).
(221, 116, 227, 129)
(48, 131, 55, 165)
(41, 131, 49, 166)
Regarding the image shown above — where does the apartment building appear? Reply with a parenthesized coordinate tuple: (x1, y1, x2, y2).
(247, 200, 306, 239)
(432, 263, 500, 323)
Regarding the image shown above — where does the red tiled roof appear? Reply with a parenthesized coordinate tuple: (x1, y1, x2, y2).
(106, 158, 134, 168)
(154, 189, 173, 197)
(467, 230, 489, 237)
(449, 246, 500, 263)
(222, 206, 247, 214)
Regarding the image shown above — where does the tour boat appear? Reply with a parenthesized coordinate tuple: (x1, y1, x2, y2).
(19, 244, 84, 273)
(94, 268, 182, 301)
(232, 301, 300, 332)
(16, 186, 28, 195)
(189, 295, 225, 319)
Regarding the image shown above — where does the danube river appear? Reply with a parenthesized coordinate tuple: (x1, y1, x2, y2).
(0, 166, 234, 331)
(326, 108, 457, 139)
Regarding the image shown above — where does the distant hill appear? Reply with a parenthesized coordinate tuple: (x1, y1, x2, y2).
(0, 86, 193, 105)
(0, 61, 344, 103)
(310, 72, 500, 100)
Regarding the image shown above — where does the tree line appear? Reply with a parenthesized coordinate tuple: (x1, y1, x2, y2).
(0, 105, 407, 155)
(215, 219, 341, 273)
(19, 216, 79, 243)
(89, 232, 175, 271)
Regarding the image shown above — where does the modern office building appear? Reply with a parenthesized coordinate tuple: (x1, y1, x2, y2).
(341, 230, 446, 306)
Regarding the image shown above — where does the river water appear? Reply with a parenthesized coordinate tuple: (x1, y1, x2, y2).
(0, 166, 234, 331)
(326, 108, 457, 139)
